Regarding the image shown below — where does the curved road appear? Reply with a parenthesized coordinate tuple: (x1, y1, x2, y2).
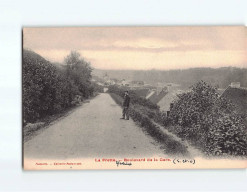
(24, 93, 164, 159)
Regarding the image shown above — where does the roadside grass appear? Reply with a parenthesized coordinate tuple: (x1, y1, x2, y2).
(109, 93, 190, 157)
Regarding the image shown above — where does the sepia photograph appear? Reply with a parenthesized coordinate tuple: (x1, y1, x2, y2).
(22, 26, 247, 170)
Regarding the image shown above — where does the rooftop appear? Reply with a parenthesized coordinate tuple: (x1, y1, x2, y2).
(221, 86, 247, 116)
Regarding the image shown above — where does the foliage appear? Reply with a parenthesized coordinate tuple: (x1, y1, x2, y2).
(90, 82, 104, 93)
(168, 81, 247, 156)
(64, 51, 93, 98)
(109, 93, 188, 156)
(23, 49, 94, 124)
(108, 85, 159, 110)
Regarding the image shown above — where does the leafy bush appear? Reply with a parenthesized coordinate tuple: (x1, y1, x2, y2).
(23, 49, 63, 123)
(91, 82, 104, 93)
(168, 81, 247, 156)
(23, 49, 94, 124)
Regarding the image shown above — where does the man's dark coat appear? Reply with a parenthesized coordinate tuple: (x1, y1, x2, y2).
(123, 94, 130, 107)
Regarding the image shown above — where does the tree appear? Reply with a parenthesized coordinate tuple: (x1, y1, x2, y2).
(168, 81, 247, 156)
(64, 51, 93, 98)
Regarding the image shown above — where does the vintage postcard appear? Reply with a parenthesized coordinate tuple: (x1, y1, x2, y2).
(22, 26, 247, 170)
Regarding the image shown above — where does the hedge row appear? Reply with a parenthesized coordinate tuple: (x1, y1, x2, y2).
(23, 49, 101, 124)
(109, 82, 247, 157)
(109, 92, 189, 156)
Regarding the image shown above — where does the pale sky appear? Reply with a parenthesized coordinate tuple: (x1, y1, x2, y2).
(23, 26, 247, 70)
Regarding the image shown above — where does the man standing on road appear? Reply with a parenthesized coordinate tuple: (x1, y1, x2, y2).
(121, 90, 130, 120)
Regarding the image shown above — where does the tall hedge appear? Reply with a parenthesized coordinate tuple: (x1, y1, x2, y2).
(23, 49, 95, 124)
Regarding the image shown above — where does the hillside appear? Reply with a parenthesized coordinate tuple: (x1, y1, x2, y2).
(92, 67, 247, 89)
(23, 49, 50, 65)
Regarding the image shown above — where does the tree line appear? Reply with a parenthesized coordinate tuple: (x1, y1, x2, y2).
(94, 67, 247, 89)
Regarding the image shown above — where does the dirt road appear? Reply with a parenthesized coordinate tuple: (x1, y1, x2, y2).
(24, 93, 165, 159)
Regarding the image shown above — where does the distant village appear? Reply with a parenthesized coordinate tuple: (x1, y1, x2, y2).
(93, 72, 247, 118)
(93, 72, 186, 112)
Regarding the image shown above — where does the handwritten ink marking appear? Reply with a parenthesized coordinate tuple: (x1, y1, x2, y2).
(173, 159, 195, 165)
(116, 160, 132, 167)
